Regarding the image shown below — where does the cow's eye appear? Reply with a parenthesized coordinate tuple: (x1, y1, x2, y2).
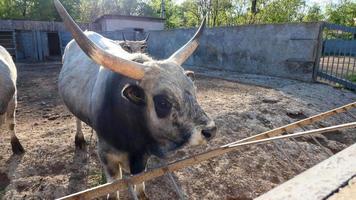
(153, 95, 172, 118)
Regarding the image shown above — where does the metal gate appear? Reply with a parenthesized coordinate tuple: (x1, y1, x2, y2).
(316, 23, 356, 91)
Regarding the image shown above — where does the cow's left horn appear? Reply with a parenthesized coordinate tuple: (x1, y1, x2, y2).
(144, 33, 150, 41)
(54, 0, 145, 80)
(167, 17, 206, 65)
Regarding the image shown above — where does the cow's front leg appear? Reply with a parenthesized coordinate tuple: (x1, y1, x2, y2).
(99, 152, 123, 200)
(75, 118, 86, 149)
(98, 141, 131, 200)
(129, 153, 149, 200)
(7, 96, 24, 154)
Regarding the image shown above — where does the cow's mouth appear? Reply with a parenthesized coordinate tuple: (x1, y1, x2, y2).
(150, 132, 191, 157)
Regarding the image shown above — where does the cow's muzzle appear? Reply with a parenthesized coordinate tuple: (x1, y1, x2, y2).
(201, 121, 217, 141)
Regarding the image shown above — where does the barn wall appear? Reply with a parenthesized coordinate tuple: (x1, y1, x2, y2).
(0, 19, 100, 62)
(146, 22, 323, 82)
(15, 30, 49, 62)
(16, 31, 35, 61)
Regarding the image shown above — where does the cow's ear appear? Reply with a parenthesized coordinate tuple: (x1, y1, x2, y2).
(122, 84, 146, 106)
(185, 70, 195, 82)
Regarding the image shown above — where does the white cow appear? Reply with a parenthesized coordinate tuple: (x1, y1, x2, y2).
(0, 45, 24, 154)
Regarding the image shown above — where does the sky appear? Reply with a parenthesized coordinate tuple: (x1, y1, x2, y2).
(173, 0, 341, 6)
(307, 0, 339, 5)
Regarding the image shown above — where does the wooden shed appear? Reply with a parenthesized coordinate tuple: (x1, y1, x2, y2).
(0, 19, 98, 62)
(0, 14, 164, 62)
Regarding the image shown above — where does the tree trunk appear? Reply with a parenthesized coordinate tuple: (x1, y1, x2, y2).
(251, 0, 257, 15)
(22, 0, 28, 17)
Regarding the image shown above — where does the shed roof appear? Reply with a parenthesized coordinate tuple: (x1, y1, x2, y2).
(0, 19, 98, 32)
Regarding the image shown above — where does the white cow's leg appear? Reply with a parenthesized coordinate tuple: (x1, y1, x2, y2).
(99, 151, 124, 200)
(129, 155, 149, 200)
(7, 96, 24, 154)
(135, 182, 148, 200)
(74, 117, 86, 149)
(104, 164, 122, 200)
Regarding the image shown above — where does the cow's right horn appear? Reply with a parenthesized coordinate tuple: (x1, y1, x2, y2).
(167, 17, 206, 65)
(54, 0, 145, 80)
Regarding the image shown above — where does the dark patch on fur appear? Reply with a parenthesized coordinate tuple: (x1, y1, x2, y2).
(129, 153, 147, 174)
(95, 73, 162, 171)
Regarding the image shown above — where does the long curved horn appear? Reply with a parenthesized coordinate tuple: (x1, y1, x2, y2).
(54, 0, 145, 80)
(144, 33, 150, 41)
(122, 33, 126, 42)
(167, 17, 206, 65)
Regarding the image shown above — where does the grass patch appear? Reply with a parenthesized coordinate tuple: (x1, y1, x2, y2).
(88, 169, 107, 187)
(0, 188, 5, 198)
(333, 83, 344, 89)
(346, 74, 356, 83)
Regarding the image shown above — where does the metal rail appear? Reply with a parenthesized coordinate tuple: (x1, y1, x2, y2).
(317, 23, 356, 91)
(56, 122, 356, 200)
(223, 102, 356, 147)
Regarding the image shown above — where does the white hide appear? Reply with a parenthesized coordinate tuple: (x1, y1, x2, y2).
(0, 45, 17, 115)
(59, 31, 138, 126)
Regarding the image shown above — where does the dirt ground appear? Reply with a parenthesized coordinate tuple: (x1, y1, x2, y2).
(0, 63, 355, 200)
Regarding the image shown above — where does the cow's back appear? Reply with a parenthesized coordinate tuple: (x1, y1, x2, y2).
(59, 32, 130, 126)
(0, 45, 16, 114)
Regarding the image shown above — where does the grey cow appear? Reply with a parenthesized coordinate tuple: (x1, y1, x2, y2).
(0, 45, 24, 154)
(75, 35, 150, 147)
(116, 33, 149, 53)
(55, 0, 216, 199)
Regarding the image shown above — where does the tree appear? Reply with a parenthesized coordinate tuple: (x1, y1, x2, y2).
(209, 0, 234, 26)
(149, 0, 185, 28)
(256, 0, 306, 23)
(180, 0, 202, 27)
(0, 0, 354, 28)
(0, 0, 33, 19)
(79, 0, 100, 22)
(303, 4, 324, 22)
(0, 0, 81, 21)
(118, 0, 137, 15)
(326, 0, 356, 26)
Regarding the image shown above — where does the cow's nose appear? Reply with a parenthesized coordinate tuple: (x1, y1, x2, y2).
(201, 124, 217, 140)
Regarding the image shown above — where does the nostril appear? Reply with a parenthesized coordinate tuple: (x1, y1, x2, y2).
(202, 129, 212, 139)
(202, 126, 217, 140)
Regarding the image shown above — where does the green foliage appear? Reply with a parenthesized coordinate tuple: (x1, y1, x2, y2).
(347, 74, 356, 83)
(0, 188, 4, 198)
(78, 0, 98, 22)
(0, 0, 81, 21)
(326, 0, 356, 26)
(303, 4, 324, 22)
(209, 0, 235, 26)
(180, 0, 201, 27)
(0, 0, 354, 28)
(256, 0, 306, 23)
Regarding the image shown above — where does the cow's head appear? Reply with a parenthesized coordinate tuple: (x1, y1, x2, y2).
(117, 33, 149, 53)
(55, 0, 217, 155)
